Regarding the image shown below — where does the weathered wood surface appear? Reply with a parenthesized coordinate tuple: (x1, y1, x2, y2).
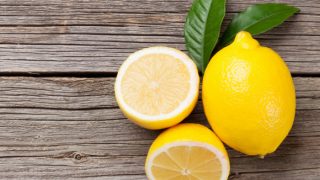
(0, 0, 319, 74)
(0, 77, 319, 179)
(0, 0, 319, 179)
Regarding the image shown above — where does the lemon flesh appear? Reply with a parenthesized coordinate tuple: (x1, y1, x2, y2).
(202, 31, 296, 156)
(121, 54, 190, 116)
(115, 47, 199, 129)
(146, 123, 230, 180)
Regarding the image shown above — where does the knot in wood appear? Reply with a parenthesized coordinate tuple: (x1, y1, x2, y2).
(74, 153, 83, 160)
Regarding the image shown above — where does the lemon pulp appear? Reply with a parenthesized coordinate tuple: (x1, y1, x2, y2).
(121, 54, 190, 116)
(149, 142, 223, 179)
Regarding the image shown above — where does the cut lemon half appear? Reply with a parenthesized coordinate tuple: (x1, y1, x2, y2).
(115, 46, 199, 129)
(145, 123, 230, 180)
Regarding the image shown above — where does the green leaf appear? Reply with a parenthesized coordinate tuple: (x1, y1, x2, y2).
(184, 0, 226, 73)
(219, 3, 300, 48)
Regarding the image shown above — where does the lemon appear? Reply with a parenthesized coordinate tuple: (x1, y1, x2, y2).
(115, 46, 199, 129)
(145, 123, 230, 180)
(202, 31, 296, 156)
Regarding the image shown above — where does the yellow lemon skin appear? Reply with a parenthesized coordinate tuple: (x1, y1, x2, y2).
(202, 31, 296, 156)
(145, 123, 230, 179)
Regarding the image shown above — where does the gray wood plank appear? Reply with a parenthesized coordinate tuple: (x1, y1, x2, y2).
(230, 168, 320, 180)
(0, 76, 319, 179)
(0, 0, 318, 74)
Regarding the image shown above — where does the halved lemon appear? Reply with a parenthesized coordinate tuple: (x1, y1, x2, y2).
(115, 46, 199, 129)
(145, 123, 230, 180)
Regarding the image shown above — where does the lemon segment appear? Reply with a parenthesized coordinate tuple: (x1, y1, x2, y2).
(115, 47, 199, 130)
(145, 123, 230, 180)
(202, 31, 296, 156)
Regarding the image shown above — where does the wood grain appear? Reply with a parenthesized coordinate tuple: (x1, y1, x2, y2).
(0, 0, 319, 179)
(0, 0, 319, 74)
(0, 76, 319, 179)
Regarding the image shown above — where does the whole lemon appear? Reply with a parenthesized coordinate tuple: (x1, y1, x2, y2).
(202, 31, 296, 156)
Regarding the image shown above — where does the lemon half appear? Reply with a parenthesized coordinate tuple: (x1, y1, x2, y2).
(115, 47, 199, 129)
(145, 123, 230, 180)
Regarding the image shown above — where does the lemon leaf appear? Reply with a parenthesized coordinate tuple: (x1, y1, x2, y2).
(219, 3, 300, 48)
(184, 0, 226, 73)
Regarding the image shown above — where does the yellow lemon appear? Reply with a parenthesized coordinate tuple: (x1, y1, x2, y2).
(115, 47, 199, 130)
(145, 123, 230, 180)
(202, 31, 296, 156)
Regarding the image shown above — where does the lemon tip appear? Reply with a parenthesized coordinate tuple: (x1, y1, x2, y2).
(233, 31, 260, 49)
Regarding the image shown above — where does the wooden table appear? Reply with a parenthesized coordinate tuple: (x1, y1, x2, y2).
(0, 0, 319, 179)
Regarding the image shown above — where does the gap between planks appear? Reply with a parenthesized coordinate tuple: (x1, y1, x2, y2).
(0, 72, 320, 78)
